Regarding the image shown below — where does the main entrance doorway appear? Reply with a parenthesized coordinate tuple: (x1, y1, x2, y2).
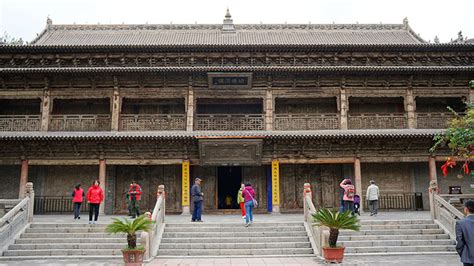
(217, 166, 242, 209)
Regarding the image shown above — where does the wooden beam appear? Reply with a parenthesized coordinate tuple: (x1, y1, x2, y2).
(28, 159, 99, 165)
(277, 158, 355, 164)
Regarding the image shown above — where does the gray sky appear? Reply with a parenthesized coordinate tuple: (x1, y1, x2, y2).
(1, 0, 473, 43)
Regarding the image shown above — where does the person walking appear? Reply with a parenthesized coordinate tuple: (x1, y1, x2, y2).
(366, 180, 380, 216)
(340, 178, 355, 214)
(86, 180, 104, 225)
(128, 180, 142, 218)
(242, 183, 256, 227)
(237, 183, 246, 219)
(456, 200, 474, 266)
(72, 184, 84, 221)
(191, 178, 203, 222)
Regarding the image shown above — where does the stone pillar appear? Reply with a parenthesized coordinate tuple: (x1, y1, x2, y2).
(19, 159, 29, 198)
(40, 90, 51, 131)
(303, 183, 312, 220)
(428, 156, 439, 219)
(99, 159, 106, 214)
(354, 157, 363, 212)
(181, 160, 190, 215)
(186, 88, 195, 131)
(25, 182, 34, 222)
(340, 88, 348, 130)
(264, 90, 274, 131)
(271, 159, 280, 213)
(110, 89, 121, 131)
(405, 88, 416, 129)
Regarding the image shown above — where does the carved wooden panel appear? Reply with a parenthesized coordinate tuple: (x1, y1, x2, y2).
(320, 165, 342, 208)
(361, 163, 413, 195)
(199, 139, 263, 166)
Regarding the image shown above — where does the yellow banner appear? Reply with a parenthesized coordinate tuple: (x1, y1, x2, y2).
(272, 159, 280, 205)
(182, 160, 190, 206)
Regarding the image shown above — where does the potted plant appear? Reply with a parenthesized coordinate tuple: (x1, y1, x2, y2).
(312, 208, 360, 263)
(106, 215, 154, 266)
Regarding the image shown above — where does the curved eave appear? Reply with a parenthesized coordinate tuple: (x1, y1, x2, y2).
(2, 66, 474, 75)
(0, 129, 442, 142)
(1, 43, 474, 53)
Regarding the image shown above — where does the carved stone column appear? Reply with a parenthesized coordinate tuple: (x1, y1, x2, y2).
(303, 183, 312, 220)
(25, 182, 34, 222)
(110, 88, 121, 131)
(186, 88, 195, 131)
(264, 90, 274, 131)
(99, 159, 106, 214)
(19, 159, 29, 198)
(428, 179, 439, 219)
(354, 157, 363, 212)
(40, 90, 52, 131)
(340, 88, 348, 130)
(405, 88, 416, 129)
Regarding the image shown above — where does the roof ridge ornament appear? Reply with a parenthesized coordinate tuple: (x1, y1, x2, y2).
(46, 16, 52, 29)
(403, 17, 409, 29)
(222, 8, 236, 33)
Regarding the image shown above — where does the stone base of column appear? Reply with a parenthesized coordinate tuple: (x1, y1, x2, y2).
(272, 205, 281, 214)
(181, 206, 190, 215)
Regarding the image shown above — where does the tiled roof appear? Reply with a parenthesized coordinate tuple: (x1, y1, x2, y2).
(30, 22, 425, 46)
(0, 129, 441, 141)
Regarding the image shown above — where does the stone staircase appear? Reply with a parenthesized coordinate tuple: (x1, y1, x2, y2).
(340, 219, 457, 255)
(1, 223, 127, 259)
(157, 222, 314, 256)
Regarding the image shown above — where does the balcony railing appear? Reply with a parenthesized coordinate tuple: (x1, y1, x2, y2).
(348, 113, 407, 129)
(195, 114, 265, 131)
(49, 114, 111, 131)
(274, 113, 339, 130)
(0, 115, 41, 131)
(416, 112, 457, 129)
(120, 114, 186, 131)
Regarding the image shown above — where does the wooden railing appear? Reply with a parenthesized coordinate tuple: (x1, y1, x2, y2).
(195, 114, 265, 131)
(49, 114, 111, 131)
(0, 115, 41, 131)
(348, 113, 407, 129)
(274, 113, 340, 130)
(362, 193, 423, 210)
(34, 196, 89, 214)
(120, 114, 186, 131)
(416, 113, 456, 129)
(142, 185, 166, 260)
(432, 194, 467, 238)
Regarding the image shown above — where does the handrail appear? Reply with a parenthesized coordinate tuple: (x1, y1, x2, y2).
(433, 193, 465, 239)
(142, 185, 165, 260)
(303, 183, 327, 256)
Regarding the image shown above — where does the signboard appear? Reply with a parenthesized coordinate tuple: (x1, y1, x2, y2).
(198, 139, 262, 166)
(207, 73, 253, 89)
(449, 186, 462, 194)
(272, 159, 280, 206)
(182, 160, 190, 206)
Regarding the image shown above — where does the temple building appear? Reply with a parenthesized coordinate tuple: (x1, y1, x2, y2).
(0, 11, 473, 214)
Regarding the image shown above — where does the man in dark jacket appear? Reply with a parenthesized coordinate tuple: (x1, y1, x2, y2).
(456, 200, 474, 266)
(191, 178, 203, 222)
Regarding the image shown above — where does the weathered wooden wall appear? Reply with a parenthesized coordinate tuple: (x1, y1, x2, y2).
(0, 165, 21, 198)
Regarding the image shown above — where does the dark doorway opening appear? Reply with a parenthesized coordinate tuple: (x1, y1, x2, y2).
(217, 166, 242, 209)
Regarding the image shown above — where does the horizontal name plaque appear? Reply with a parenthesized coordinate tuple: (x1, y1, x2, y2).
(207, 73, 253, 89)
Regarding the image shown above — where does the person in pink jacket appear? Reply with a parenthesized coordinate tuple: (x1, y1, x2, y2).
(340, 178, 355, 214)
(242, 183, 256, 227)
(86, 180, 104, 224)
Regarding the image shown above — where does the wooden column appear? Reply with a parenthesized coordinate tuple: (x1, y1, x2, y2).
(99, 159, 106, 214)
(405, 88, 416, 129)
(18, 159, 28, 198)
(470, 85, 474, 104)
(265, 89, 274, 131)
(271, 159, 280, 213)
(110, 88, 121, 131)
(354, 157, 363, 212)
(186, 88, 195, 131)
(340, 88, 348, 130)
(40, 90, 51, 131)
(429, 156, 437, 181)
(181, 160, 190, 214)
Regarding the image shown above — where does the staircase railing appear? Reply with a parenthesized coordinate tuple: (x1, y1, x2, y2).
(142, 185, 165, 260)
(0, 182, 35, 253)
(303, 183, 327, 255)
(431, 192, 465, 239)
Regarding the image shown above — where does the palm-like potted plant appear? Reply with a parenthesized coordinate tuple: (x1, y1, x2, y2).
(106, 215, 154, 266)
(312, 208, 360, 263)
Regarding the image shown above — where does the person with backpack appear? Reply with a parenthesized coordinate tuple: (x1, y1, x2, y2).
(242, 183, 257, 227)
(72, 184, 85, 221)
(340, 178, 355, 214)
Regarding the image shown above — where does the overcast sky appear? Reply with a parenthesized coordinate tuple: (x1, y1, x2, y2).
(1, 0, 473, 43)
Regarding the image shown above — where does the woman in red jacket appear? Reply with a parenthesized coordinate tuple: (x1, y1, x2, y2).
(86, 180, 104, 224)
(72, 184, 85, 220)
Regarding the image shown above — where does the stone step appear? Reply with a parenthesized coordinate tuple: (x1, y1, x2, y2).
(165, 222, 304, 228)
(25, 228, 111, 233)
(20, 233, 126, 238)
(2, 249, 123, 257)
(161, 236, 309, 244)
(339, 234, 451, 241)
(345, 245, 456, 254)
(159, 242, 311, 250)
(340, 239, 455, 247)
(358, 220, 434, 225)
(0, 256, 122, 261)
(339, 228, 444, 236)
(8, 243, 125, 250)
(162, 231, 308, 238)
(359, 224, 439, 230)
(157, 248, 314, 256)
(15, 238, 125, 244)
(29, 223, 108, 228)
(164, 226, 306, 233)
